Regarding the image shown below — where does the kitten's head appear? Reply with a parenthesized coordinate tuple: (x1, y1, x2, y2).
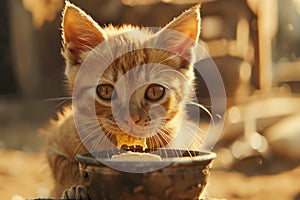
(62, 2, 201, 149)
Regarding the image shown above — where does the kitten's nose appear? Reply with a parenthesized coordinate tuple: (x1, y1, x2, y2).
(131, 115, 141, 124)
(125, 115, 141, 126)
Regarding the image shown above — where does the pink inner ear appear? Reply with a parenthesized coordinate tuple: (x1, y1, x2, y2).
(154, 5, 200, 60)
(169, 37, 195, 59)
(152, 29, 197, 61)
(63, 5, 105, 50)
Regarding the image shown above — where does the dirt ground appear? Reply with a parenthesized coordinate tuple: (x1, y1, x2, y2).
(0, 149, 299, 200)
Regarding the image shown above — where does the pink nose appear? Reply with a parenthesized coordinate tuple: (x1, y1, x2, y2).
(125, 115, 141, 126)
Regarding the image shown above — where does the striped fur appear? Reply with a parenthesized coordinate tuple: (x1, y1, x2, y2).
(47, 2, 200, 197)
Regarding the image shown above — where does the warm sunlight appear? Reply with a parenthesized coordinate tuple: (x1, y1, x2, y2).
(1, 0, 300, 199)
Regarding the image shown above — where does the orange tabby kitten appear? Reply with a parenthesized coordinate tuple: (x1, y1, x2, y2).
(46, 2, 201, 198)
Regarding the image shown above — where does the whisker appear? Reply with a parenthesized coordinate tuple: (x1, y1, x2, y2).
(41, 97, 74, 102)
(187, 101, 214, 125)
(149, 137, 154, 151)
(74, 118, 100, 125)
(182, 120, 207, 134)
(73, 141, 86, 157)
(78, 124, 100, 135)
(151, 134, 160, 150)
(92, 129, 115, 154)
(179, 122, 206, 150)
(75, 117, 100, 120)
(79, 126, 104, 152)
(163, 127, 187, 152)
(158, 128, 173, 142)
(89, 128, 103, 154)
(43, 98, 72, 119)
(153, 129, 169, 156)
(80, 131, 98, 147)
(158, 129, 181, 158)
(75, 120, 99, 128)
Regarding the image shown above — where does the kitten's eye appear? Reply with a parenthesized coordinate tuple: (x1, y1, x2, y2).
(145, 84, 165, 101)
(96, 84, 115, 100)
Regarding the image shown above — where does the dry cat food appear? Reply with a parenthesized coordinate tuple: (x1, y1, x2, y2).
(115, 133, 147, 149)
(112, 144, 162, 161)
(111, 151, 162, 161)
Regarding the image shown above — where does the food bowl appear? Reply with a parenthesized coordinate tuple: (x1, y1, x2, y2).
(75, 149, 216, 200)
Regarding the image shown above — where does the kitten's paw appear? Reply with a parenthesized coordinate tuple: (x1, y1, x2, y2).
(61, 185, 90, 200)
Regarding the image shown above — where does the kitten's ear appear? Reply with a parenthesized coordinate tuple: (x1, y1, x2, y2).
(152, 5, 201, 60)
(62, 2, 106, 64)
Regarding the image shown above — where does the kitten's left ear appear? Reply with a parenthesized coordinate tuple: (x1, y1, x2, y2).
(152, 5, 201, 60)
(62, 2, 106, 65)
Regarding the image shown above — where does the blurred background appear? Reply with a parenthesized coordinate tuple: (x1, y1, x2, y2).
(0, 0, 300, 199)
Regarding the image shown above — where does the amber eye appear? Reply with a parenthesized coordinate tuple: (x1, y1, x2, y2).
(145, 84, 165, 101)
(96, 84, 115, 100)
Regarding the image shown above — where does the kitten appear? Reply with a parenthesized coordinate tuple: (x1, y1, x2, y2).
(46, 2, 201, 198)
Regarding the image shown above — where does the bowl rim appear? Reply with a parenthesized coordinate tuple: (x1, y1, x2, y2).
(75, 149, 217, 165)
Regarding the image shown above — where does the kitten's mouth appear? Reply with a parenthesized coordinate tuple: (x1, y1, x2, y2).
(115, 133, 147, 150)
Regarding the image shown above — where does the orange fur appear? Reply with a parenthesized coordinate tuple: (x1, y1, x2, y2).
(46, 2, 200, 197)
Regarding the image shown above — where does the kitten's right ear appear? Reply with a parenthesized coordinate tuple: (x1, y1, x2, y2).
(62, 2, 106, 64)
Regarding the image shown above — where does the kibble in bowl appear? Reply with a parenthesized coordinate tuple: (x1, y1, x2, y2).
(75, 149, 216, 200)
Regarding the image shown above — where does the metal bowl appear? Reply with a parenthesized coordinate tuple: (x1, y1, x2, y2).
(75, 149, 216, 200)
